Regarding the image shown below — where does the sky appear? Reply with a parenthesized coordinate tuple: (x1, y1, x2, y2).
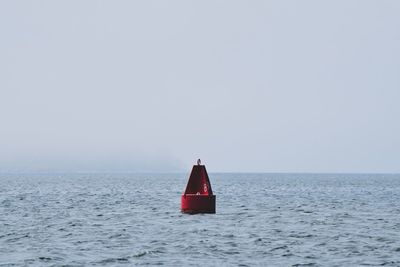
(0, 1, 399, 173)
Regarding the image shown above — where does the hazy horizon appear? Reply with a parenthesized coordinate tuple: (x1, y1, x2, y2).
(1, 1, 399, 173)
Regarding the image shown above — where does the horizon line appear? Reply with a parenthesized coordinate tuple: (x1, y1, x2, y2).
(0, 171, 399, 175)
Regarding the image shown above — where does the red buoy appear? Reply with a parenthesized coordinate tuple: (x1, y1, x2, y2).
(181, 159, 216, 214)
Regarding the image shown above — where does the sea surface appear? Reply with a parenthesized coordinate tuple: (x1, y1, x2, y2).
(1, 173, 400, 266)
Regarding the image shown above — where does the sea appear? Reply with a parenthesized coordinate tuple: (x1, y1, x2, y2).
(1, 173, 400, 266)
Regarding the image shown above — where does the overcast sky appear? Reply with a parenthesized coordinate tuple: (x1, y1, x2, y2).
(0, 1, 399, 173)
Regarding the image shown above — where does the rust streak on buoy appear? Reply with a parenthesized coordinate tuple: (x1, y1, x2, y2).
(181, 159, 216, 214)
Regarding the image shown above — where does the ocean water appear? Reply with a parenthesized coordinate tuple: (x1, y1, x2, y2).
(1, 173, 400, 266)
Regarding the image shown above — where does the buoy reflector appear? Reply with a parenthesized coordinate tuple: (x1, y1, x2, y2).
(181, 160, 216, 214)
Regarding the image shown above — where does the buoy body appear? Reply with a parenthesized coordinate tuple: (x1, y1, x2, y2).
(181, 164, 216, 214)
